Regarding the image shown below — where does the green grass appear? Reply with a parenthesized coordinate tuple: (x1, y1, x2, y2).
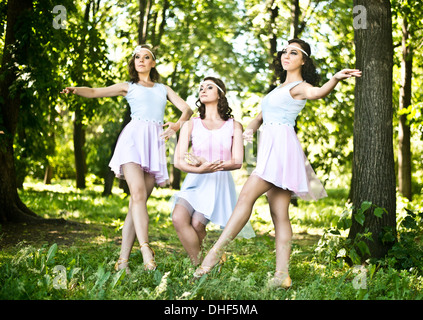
(0, 179, 422, 300)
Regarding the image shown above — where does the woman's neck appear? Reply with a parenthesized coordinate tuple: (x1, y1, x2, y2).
(137, 72, 152, 83)
(284, 70, 303, 84)
(203, 103, 221, 121)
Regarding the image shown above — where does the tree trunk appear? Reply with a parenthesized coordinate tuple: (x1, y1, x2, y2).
(103, 108, 131, 196)
(290, 0, 300, 39)
(73, 105, 87, 189)
(44, 165, 53, 185)
(0, 0, 39, 223)
(349, 0, 396, 260)
(398, 16, 413, 201)
(269, 0, 279, 86)
(138, 0, 153, 44)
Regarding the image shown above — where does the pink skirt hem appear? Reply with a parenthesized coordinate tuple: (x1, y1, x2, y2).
(108, 119, 169, 186)
(252, 123, 327, 201)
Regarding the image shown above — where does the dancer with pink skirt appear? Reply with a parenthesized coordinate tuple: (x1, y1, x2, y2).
(171, 77, 254, 266)
(194, 39, 361, 288)
(61, 45, 192, 273)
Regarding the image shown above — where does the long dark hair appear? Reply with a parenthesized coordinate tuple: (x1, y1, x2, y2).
(273, 38, 320, 86)
(128, 44, 161, 83)
(195, 77, 233, 121)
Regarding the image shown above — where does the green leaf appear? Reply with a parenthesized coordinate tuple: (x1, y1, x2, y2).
(337, 212, 352, 230)
(46, 243, 58, 265)
(354, 211, 365, 226)
(356, 241, 371, 256)
(373, 207, 385, 218)
(360, 201, 372, 213)
(401, 216, 417, 229)
(110, 269, 125, 290)
(349, 248, 361, 265)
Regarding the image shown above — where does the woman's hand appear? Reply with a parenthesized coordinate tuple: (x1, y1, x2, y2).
(184, 153, 207, 167)
(334, 69, 362, 80)
(60, 87, 77, 94)
(161, 122, 179, 141)
(243, 129, 254, 143)
(196, 160, 224, 173)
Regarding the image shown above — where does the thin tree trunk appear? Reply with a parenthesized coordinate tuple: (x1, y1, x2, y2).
(73, 105, 86, 189)
(398, 16, 413, 201)
(103, 108, 131, 196)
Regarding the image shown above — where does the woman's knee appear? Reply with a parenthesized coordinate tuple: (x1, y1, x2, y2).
(172, 207, 188, 229)
(129, 187, 148, 204)
(192, 219, 206, 234)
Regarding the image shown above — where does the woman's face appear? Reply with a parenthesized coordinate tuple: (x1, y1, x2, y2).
(134, 50, 156, 73)
(199, 80, 220, 104)
(280, 43, 305, 71)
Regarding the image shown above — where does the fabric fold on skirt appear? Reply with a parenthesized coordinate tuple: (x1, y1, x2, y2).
(252, 123, 327, 201)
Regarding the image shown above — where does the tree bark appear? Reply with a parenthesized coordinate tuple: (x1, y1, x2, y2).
(349, 0, 396, 260)
(103, 108, 131, 196)
(290, 0, 300, 39)
(398, 16, 413, 201)
(138, 0, 153, 44)
(0, 0, 39, 223)
(73, 105, 87, 189)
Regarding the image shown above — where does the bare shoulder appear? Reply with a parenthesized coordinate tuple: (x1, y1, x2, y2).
(291, 81, 313, 99)
(233, 119, 243, 130)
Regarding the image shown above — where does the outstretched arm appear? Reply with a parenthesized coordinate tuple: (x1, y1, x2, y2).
(301, 69, 362, 100)
(60, 83, 129, 98)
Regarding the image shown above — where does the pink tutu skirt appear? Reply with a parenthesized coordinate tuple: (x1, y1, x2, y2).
(252, 123, 327, 200)
(109, 119, 169, 186)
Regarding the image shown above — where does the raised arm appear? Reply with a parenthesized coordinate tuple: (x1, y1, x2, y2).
(161, 85, 194, 140)
(301, 69, 362, 100)
(60, 82, 129, 98)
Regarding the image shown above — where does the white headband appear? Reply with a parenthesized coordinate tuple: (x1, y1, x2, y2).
(199, 81, 225, 93)
(282, 44, 309, 57)
(132, 46, 156, 60)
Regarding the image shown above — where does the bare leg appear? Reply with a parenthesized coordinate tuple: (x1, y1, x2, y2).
(192, 215, 207, 247)
(117, 176, 155, 271)
(119, 163, 156, 270)
(172, 205, 206, 265)
(267, 186, 292, 287)
(115, 198, 136, 272)
(195, 175, 273, 275)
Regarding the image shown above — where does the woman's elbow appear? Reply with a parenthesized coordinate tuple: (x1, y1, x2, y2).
(173, 158, 182, 170)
